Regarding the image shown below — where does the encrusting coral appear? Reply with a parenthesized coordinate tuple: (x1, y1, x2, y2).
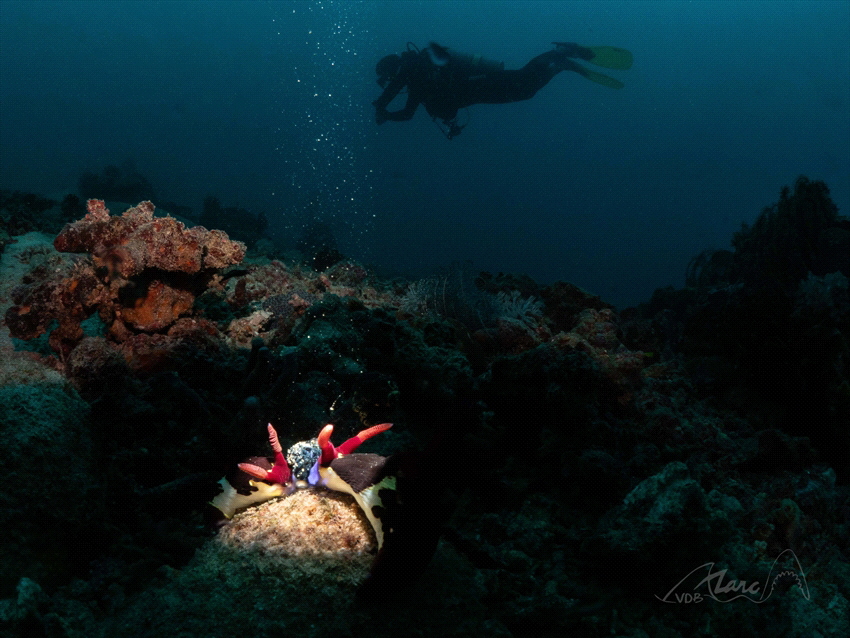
(53, 199, 244, 276)
(4, 199, 245, 359)
(217, 490, 375, 577)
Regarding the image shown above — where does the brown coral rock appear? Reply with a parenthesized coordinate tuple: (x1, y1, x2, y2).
(117, 280, 195, 332)
(5, 257, 108, 356)
(65, 336, 130, 396)
(7, 201, 246, 360)
(54, 200, 246, 277)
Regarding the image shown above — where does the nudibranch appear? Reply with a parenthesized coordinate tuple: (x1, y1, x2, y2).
(211, 422, 394, 548)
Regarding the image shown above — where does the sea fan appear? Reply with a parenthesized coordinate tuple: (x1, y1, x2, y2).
(495, 290, 543, 330)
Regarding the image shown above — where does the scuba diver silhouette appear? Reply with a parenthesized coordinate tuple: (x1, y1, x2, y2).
(373, 42, 633, 139)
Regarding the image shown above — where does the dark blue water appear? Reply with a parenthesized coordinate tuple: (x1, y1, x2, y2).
(1, 0, 847, 308)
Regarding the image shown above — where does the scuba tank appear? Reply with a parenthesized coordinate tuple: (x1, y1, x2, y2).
(427, 42, 504, 74)
(450, 50, 505, 73)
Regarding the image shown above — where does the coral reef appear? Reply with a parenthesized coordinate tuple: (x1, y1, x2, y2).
(730, 176, 848, 288)
(1, 179, 848, 637)
(53, 199, 244, 274)
(0, 347, 98, 597)
(5, 199, 245, 361)
(625, 176, 850, 480)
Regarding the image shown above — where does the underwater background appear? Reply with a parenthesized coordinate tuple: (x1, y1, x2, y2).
(1, 0, 847, 308)
(1, 1, 849, 637)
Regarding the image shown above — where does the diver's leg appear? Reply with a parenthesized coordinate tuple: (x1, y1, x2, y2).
(521, 51, 565, 81)
(488, 49, 573, 102)
(522, 49, 595, 77)
(522, 51, 620, 88)
(461, 53, 561, 105)
(459, 46, 606, 106)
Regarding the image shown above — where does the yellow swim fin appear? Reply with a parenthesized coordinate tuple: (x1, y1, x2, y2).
(583, 69, 625, 89)
(586, 46, 633, 70)
(557, 50, 628, 89)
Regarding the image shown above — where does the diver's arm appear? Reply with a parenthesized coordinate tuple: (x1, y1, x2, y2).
(381, 92, 420, 121)
(373, 72, 405, 111)
(373, 67, 419, 123)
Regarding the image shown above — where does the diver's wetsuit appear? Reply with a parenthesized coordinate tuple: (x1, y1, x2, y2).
(373, 45, 592, 125)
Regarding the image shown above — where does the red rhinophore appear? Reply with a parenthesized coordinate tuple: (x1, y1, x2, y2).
(238, 424, 291, 485)
(318, 422, 393, 465)
(317, 424, 337, 465)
